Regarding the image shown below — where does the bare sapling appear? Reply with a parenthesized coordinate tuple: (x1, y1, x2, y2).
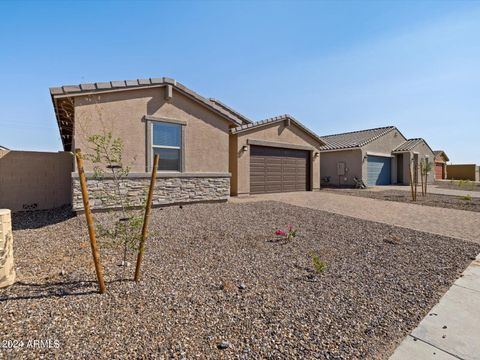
(84, 132, 146, 269)
(420, 158, 433, 196)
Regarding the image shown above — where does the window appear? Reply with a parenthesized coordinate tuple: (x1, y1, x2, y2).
(152, 122, 182, 171)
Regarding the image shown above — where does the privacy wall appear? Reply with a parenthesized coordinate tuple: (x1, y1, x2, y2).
(0, 150, 73, 212)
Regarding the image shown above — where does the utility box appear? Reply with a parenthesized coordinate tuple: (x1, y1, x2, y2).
(0, 209, 15, 288)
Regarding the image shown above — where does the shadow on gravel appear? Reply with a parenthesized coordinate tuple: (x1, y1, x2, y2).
(12, 206, 75, 230)
(0, 279, 130, 302)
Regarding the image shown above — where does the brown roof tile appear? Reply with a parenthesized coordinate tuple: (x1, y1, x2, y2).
(319, 126, 397, 151)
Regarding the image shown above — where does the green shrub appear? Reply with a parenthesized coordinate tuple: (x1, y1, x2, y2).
(309, 252, 327, 273)
(461, 194, 472, 201)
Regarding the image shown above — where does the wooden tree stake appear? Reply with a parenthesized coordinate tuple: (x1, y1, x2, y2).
(409, 160, 415, 201)
(75, 149, 106, 294)
(134, 154, 159, 282)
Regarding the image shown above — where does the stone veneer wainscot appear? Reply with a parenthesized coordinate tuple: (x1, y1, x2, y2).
(72, 173, 230, 211)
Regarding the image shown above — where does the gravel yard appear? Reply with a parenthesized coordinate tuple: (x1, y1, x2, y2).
(324, 188, 480, 212)
(1, 201, 479, 359)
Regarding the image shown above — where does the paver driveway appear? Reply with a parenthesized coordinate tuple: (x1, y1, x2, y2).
(231, 191, 480, 244)
(372, 184, 480, 198)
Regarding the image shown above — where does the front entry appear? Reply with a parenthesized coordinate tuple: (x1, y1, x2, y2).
(396, 154, 404, 184)
(250, 145, 310, 194)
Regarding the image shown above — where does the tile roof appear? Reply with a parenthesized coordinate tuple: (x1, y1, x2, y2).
(393, 138, 425, 152)
(230, 114, 325, 146)
(50, 77, 245, 126)
(434, 150, 450, 161)
(50, 77, 248, 151)
(319, 126, 396, 151)
(209, 98, 252, 124)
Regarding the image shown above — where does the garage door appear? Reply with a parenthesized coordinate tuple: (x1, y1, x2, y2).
(435, 164, 443, 179)
(367, 156, 391, 186)
(250, 145, 309, 194)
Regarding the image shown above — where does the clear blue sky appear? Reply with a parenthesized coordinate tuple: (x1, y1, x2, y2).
(1, 0, 479, 163)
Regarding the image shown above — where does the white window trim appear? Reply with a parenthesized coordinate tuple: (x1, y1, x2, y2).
(146, 118, 186, 173)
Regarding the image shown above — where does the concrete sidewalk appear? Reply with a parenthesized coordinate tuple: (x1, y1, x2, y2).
(373, 184, 480, 198)
(390, 253, 480, 360)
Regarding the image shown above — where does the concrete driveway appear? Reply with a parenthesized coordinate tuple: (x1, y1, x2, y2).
(231, 191, 480, 244)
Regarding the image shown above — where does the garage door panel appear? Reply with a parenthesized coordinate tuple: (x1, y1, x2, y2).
(435, 164, 443, 179)
(367, 156, 391, 186)
(250, 145, 310, 194)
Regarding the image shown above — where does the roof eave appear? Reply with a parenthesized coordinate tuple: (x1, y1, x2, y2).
(231, 115, 326, 147)
(50, 79, 244, 127)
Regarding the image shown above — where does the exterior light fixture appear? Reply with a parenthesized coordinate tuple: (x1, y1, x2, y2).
(242, 145, 248, 152)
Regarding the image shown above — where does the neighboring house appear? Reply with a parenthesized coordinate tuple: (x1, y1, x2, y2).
(50, 77, 325, 211)
(434, 150, 449, 180)
(319, 126, 435, 187)
(0, 145, 9, 151)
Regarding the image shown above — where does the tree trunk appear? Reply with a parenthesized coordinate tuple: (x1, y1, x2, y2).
(425, 171, 428, 196)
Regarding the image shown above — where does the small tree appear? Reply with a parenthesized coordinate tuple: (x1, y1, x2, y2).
(84, 132, 145, 266)
(421, 159, 433, 196)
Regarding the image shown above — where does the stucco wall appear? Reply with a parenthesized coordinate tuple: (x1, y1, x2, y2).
(320, 150, 362, 186)
(412, 142, 436, 184)
(231, 122, 322, 195)
(0, 150, 73, 212)
(447, 165, 479, 181)
(361, 129, 406, 185)
(73, 87, 231, 173)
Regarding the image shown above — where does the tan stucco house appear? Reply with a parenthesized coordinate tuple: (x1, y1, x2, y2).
(50, 77, 325, 210)
(319, 126, 435, 187)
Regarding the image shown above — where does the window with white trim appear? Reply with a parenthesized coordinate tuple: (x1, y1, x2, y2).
(152, 122, 182, 171)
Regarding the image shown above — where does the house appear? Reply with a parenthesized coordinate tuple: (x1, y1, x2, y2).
(50, 77, 325, 211)
(0, 145, 9, 151)
(319, 126, 435, 187)
(434, 150, 449, 180)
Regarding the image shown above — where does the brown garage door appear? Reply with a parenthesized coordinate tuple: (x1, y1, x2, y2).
(250, 145, 310, 194)
(435, 163, 444, 179)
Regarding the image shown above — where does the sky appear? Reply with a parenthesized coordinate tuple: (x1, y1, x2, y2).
(0, 0, 479, 163)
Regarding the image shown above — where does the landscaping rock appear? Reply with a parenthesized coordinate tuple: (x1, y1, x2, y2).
(2, 201, 479, 358)
(217, 341, 230, 350)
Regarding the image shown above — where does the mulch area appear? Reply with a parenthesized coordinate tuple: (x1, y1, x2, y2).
(1, 202, 479, 359)
(324, 188, 480, 213)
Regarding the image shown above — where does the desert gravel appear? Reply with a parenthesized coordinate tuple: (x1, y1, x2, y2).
(1, 201, 479, 359)
(324, 188, 480, 213)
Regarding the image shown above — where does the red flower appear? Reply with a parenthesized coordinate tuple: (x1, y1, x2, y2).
(275, 229, 286, 236)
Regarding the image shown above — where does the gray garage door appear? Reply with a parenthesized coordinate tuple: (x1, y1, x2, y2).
(367, 156, 391, 186)
(250, 145, 309, 194)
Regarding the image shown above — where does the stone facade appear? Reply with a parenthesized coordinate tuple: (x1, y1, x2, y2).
(72, 173, 230, 211)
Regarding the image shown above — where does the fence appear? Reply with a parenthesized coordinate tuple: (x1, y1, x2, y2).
(446, 164, 479, 182)
(0, 150, 73, 212)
